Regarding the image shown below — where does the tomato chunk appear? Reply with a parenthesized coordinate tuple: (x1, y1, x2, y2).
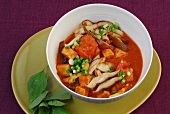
(75, 34, 99, 59)
(116, 60, 129, 71)
(94, 47, 100, 57)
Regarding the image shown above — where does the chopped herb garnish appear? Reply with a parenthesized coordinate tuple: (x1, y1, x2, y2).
(118, 71, 126, 83)
(72, 45, 75, 49)
(121, 78, 126, 84)
(77, 59, 81, 64)
(114, 22, 120, 29)
(76, 69, 80, 73)
(80, 57, 83, 61)
(97, 35, 102, 39)
(72, 41, 80, 50)
(112, 90, 117, 94)
(76, 39, 80, 43)
(72, 79, 76, 82)
(75, 65, 80, 69)
(84, 58, 89, 63)
(99, 29, 105, 35)
(103, 24, 109, 29)
(71, 66, 75, 70)
(110, 67, 114, 70)
(122, 72, 126, 77)
(66, 68, 70, 73)
(111, 27, 116, 32)
(71, 57, 90, 75)
(65, 45, 70, 48)
(108, 66, 114, 72)
(109, 24, 116, 32)
(118, 71, 121, 77)
(90, 29, 95, 34)
(118, 76, 123, 80)
(100, 25, 104, 29)
(74, 41, 79, 46)
(69, 73, 73, 76)
(108, 70, 111, 72)
(82, 70, 87, 75)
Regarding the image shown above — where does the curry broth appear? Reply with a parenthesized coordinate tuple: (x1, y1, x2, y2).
(56, 25, 143, 98)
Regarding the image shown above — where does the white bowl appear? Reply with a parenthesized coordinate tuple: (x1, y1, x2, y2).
(46, 4, 153, 103)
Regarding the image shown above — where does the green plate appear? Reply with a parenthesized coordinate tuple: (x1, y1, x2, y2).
(11, 27, 161, 114)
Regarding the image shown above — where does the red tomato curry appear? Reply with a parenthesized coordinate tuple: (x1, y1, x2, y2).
(56, 20, 143, 98)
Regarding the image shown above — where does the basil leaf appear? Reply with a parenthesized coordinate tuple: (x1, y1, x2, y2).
(48, 100, 66, 106)
(45, 90, 71, 100)
(39, 102, 49, 108)
(28, 71, 48, 103)
(30, 106, 38, 114)
(51, 107, 69, 114)
(38, 107, 50, 114)
(29, 91, 49, 109)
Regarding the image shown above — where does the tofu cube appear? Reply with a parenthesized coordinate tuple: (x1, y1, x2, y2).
(63, 77, 69, 83)
(79, 75, 92, 86)
(75, 86, 89, 96)
(125, 68, 134, 82)
(102, 49, 114, 59)
(97, 91, 110, 98)
(56, 64, 70, 76)
(61, 47, 78, 59)
(114, 48, 127, 58)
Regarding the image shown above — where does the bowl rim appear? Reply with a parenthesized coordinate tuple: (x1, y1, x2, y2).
(46, 3, 153, 101)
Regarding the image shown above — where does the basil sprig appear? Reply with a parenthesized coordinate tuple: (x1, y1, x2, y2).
(27, 67, 71, 114)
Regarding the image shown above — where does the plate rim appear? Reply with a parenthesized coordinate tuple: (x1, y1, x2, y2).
(11, 27, 162, 114)
(11, 27, 53, 114)
(128, 50, 162, 113)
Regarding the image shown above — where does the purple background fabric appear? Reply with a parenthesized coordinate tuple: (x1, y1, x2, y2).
(0, 0, 169, 113)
